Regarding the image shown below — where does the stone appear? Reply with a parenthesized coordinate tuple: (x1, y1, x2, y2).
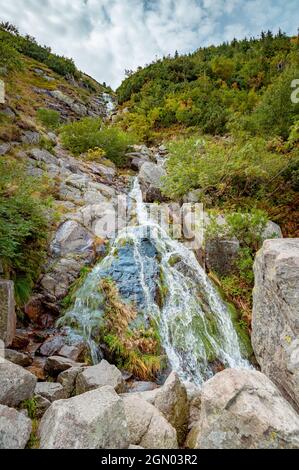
(0, 404, 32, 449)
(261, 220, 283, 241)
(193, 368, 299, 449)
(153, 372, 189, 446)
(76, 360, 125, 395)
(39, 336, 66, 357)
(0, 360, 37, 407)
(35, 382, 67, 402)
(126, 381, 159, 393)
(45, 355, 83, 376)
(0, 142, 11, 156)
(57, 366, 85, 397)
(122, 394, 178, 449)
(21, 131, 40, 145)
(138, 162, 167, 203)
(2, 349, 32, 367)
(0, 280, 16, 346)
(34, 395, 51, 419)
(39, 386, 129, 449)
(205, 238, 240, 277)
(40, 257, 85, 300)
(11, 330, 30, 349)
(50, 220, 94, 258)
(252, 238, 299, 410)
(28, 147, 57, 165)
(58, 343, 86, 362)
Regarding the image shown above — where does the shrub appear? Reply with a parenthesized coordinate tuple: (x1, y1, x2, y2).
(37, 108, 61, 130)
(0, 159, 52, 306)
(0, 38, 22, 71)
(60, 118, 136, 167)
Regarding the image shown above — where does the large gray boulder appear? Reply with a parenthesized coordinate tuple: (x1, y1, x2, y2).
(193, 368, 299, 449)
(122, 394, 178, 449)
(151, 372, 188, 446)
(39, 386, 129, 449)
(252, 238, 299, 410)
(50, 220, 94, 258)
(0, 280, 16, 346)
(0, 404, 32, 449)
(76, 360, 125, 395)
(0, 360, 37, 407)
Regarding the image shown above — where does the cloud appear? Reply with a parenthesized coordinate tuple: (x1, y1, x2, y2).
(0, 0, 298, 89)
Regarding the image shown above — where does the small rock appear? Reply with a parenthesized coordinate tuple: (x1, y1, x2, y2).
(126, 381, 159, 393)
(34, 394, 51, 419)
(0, 142, 11, 156)
(57, 366, 86, 397)
(0, 404, 32, 449)
(11, 330, 30, 349)
(0, 360, 37, 407)
(35, 382, 67, 402)
(0, 280, 16, 347)
(39, 336, 65, 357)
(21, 131, 40, 145)
(58, 343, 86, 362)
(39, 386, 129, 449)
(76, 360, 125, 395)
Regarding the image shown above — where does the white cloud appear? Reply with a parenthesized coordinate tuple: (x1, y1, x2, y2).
(0, 0, 298, 89)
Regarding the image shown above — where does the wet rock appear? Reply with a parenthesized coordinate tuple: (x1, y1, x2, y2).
(193, 368, 299, 449)
(3, 349, 32, 367)
(0, 280, 16, 347)
(58, 343, 86, 362)
(0, 405, 32, 449)
(252, 238, 299, 409)
(76, 360, 125, 395)
(0, 360, 37, 407)
(122, 394, 178, 449)
(39, 386, 129, 449)
(35, 382, 67, 402)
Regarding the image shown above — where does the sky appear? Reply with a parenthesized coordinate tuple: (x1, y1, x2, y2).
(0, 0, 298, 89)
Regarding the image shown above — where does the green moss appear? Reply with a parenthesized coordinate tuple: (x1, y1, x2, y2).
(226, 301, 253, 359)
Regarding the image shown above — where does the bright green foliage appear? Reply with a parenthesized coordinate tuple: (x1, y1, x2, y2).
(117, 31, 299, 140)
(60, 117, 136, 167)
(0, 159, 52, 306)
(0, 39, 23, 71)
(162, 135, 297, 205)
(37, 108, 61, 130)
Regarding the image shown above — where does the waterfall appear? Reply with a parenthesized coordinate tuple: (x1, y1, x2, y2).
(59, 178, 249, 385)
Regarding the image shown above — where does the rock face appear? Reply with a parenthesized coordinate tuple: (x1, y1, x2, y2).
(193, 368, 299, 449)
(152, 372, 188, 446)
(39, 386, 129, 449)
(122, 394, 178, 449)
(252, 238, 299, 410)
(0, 360, 37, 407)
(0, 280, 16, 346)
(0, 405, 32, 449)
(76, 360, 125, 394)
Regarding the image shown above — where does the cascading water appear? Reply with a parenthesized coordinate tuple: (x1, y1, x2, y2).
(59, 178, 249, 385)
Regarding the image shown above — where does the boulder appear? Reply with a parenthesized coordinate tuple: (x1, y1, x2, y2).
(125, 381, 159, 393)
(0, 404, 32, 449)
(0, 280, 16, 346)
(0, 142, 11, 156)
(50, 220, 94, 258)
(35, 382, 67, 402)
(138, 162, 167, 203)
(76, 360, 125, 395)
(122, 394, 178, 449)
(57, 366, 85, 397)
(3, 349, 32, 367)
(39, 336, 66, 357)
(0, 360, 37, 407)
(39, 386, 129, 449)
(252, 238, 299, 409)
(193, 368, 299, 449)
(21, 131, 40, 145)
(205, 238, 240, 277)
(58, 343, 86, 362)
(45, 355, 83, 376)
(153, 372, 188, 446)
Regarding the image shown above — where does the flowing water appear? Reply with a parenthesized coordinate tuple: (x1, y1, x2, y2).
(60, 179, 249, 385)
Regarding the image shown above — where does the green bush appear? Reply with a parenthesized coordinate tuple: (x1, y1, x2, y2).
(0, 38, 22, 71)
(0, 159, 52, 306)
(60, 118, 136, 167)
(37, 108, 61, 130)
